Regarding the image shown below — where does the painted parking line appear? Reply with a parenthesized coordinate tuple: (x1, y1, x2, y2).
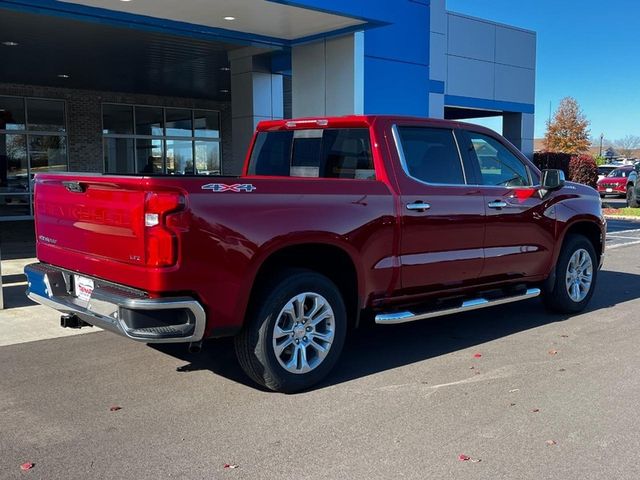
(607, 235, 640, 240)
(606, 224, 640, 249)
(607, 240, 640, 250)
(608, 228, 640, 235)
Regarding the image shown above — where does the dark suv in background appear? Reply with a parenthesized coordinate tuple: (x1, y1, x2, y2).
(624, 163, 640, 207)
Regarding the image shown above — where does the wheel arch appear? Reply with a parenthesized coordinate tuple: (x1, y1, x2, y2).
(243, 242, 363, 329)
(559, 219, 604, 266)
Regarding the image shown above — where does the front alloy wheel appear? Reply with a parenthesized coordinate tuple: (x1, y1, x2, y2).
(543, 234, 597, 313)
(565, 249, 593, 302)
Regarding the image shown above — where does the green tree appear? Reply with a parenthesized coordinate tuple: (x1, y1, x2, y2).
(544, 97, 591, 154)
(594, 155, 606, 166)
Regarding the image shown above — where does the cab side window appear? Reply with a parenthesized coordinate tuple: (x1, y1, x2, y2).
(466, 132, 531, 187)
(248, 128, 374, 179)
(397, 127, 466, 185)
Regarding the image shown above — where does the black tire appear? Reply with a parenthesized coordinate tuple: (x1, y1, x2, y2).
(543, 235, 597, 313)
(627, 185, 640, 207)
(234, 269, 347, 393)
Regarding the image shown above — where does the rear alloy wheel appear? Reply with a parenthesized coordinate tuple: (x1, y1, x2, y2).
(235, 269, 347, 393)
(272, 292, 336, 374)
(627, 185, 640, 207)
(543, 235, 597, 313)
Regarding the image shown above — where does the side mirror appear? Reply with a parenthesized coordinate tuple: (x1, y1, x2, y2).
(541, 169, 565, 190)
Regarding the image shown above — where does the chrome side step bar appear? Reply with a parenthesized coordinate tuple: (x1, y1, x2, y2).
(375, 288, 541, 325)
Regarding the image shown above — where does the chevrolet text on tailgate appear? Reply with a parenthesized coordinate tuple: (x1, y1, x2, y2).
(25, 116, 605, 392)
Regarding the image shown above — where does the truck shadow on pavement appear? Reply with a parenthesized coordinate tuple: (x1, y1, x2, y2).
(151, 269, 640, 392)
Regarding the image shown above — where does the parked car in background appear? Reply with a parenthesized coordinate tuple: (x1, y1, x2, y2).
(597, 164, 618, 181)
(597, 166, 634, 198)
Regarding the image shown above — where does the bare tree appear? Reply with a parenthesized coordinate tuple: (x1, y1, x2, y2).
(614, 135, 640, 159)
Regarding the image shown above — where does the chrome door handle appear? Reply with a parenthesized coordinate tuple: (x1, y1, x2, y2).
(406, 201, 431, 211)
(488, 200, 508, 209)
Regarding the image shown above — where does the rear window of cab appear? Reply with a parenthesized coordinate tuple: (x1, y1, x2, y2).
(248, 128, 375, 180)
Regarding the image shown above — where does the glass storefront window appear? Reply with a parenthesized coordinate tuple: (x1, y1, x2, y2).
(166, 140, 194, 175)
(135, 106, 164, 136)
(104, 138, 135, 173)
(0, 97, 68, 220)
(166, 109, 193, 137)
(29, 135, 68, 174)
(26, 99, 65, 132)
(136, 139, 164, 174)
(0, 96, 26, 130)
(103, 104, 134, 135)
(195, 141, 220, 175)
(0, 134, 28, 193)
(103, 104, 221, 176)
(194, 110, 220, 138)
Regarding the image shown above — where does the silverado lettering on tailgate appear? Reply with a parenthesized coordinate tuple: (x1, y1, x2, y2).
(38, 202, 133, 227)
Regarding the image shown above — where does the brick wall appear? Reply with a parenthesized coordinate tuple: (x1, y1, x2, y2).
(0, 83, 232, 173)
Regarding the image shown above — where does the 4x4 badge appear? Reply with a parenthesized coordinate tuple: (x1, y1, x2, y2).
(201, 183, 256, 193)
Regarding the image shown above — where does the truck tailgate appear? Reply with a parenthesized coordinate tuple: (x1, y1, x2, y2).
(35, 174, 148, 266)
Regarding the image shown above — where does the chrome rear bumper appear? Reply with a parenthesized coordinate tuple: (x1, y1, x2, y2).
(24, 262, 206, 343)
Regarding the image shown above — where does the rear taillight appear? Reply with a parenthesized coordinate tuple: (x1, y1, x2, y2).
(144, 192, 185, 267)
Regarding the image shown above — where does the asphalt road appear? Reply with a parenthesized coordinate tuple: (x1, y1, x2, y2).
(2, 234, 640, 479)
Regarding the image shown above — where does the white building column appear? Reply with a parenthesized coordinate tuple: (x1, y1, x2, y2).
(503, 112, 535, 159)
(229, 48, 283, 174)
(291, 32, 364, 118)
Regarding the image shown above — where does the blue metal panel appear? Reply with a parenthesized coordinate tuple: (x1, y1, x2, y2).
(359, 1, 431, 116)
(445, 95, 535, 114)
(429, 80, 445, 94)
(268, 0, 430, 64)
(363, 57, 429, 116)
(271, 51, 292, 74)
(363, 2, 430, 66)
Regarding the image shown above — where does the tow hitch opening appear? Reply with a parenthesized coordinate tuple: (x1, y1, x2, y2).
(60, 314, 93, 329)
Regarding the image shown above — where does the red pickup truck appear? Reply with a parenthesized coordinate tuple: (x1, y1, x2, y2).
(25, 116, 605, 392)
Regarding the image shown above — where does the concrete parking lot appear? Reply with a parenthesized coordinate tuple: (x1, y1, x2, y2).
(2, 221, 640, 479)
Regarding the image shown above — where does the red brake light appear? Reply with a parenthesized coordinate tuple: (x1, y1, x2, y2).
(146, 192, 184, 214)
(144, 192, 185, 267)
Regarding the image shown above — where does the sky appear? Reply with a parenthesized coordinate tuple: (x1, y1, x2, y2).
(446, 0, 640, 142)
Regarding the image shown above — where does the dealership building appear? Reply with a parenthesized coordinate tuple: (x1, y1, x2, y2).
(0, 0, 536, 221)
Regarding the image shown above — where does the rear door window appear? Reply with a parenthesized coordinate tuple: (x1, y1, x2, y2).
(322, 129, 375, 179)
(396, 127, 466, 185)
(248, 128, 374, 180)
